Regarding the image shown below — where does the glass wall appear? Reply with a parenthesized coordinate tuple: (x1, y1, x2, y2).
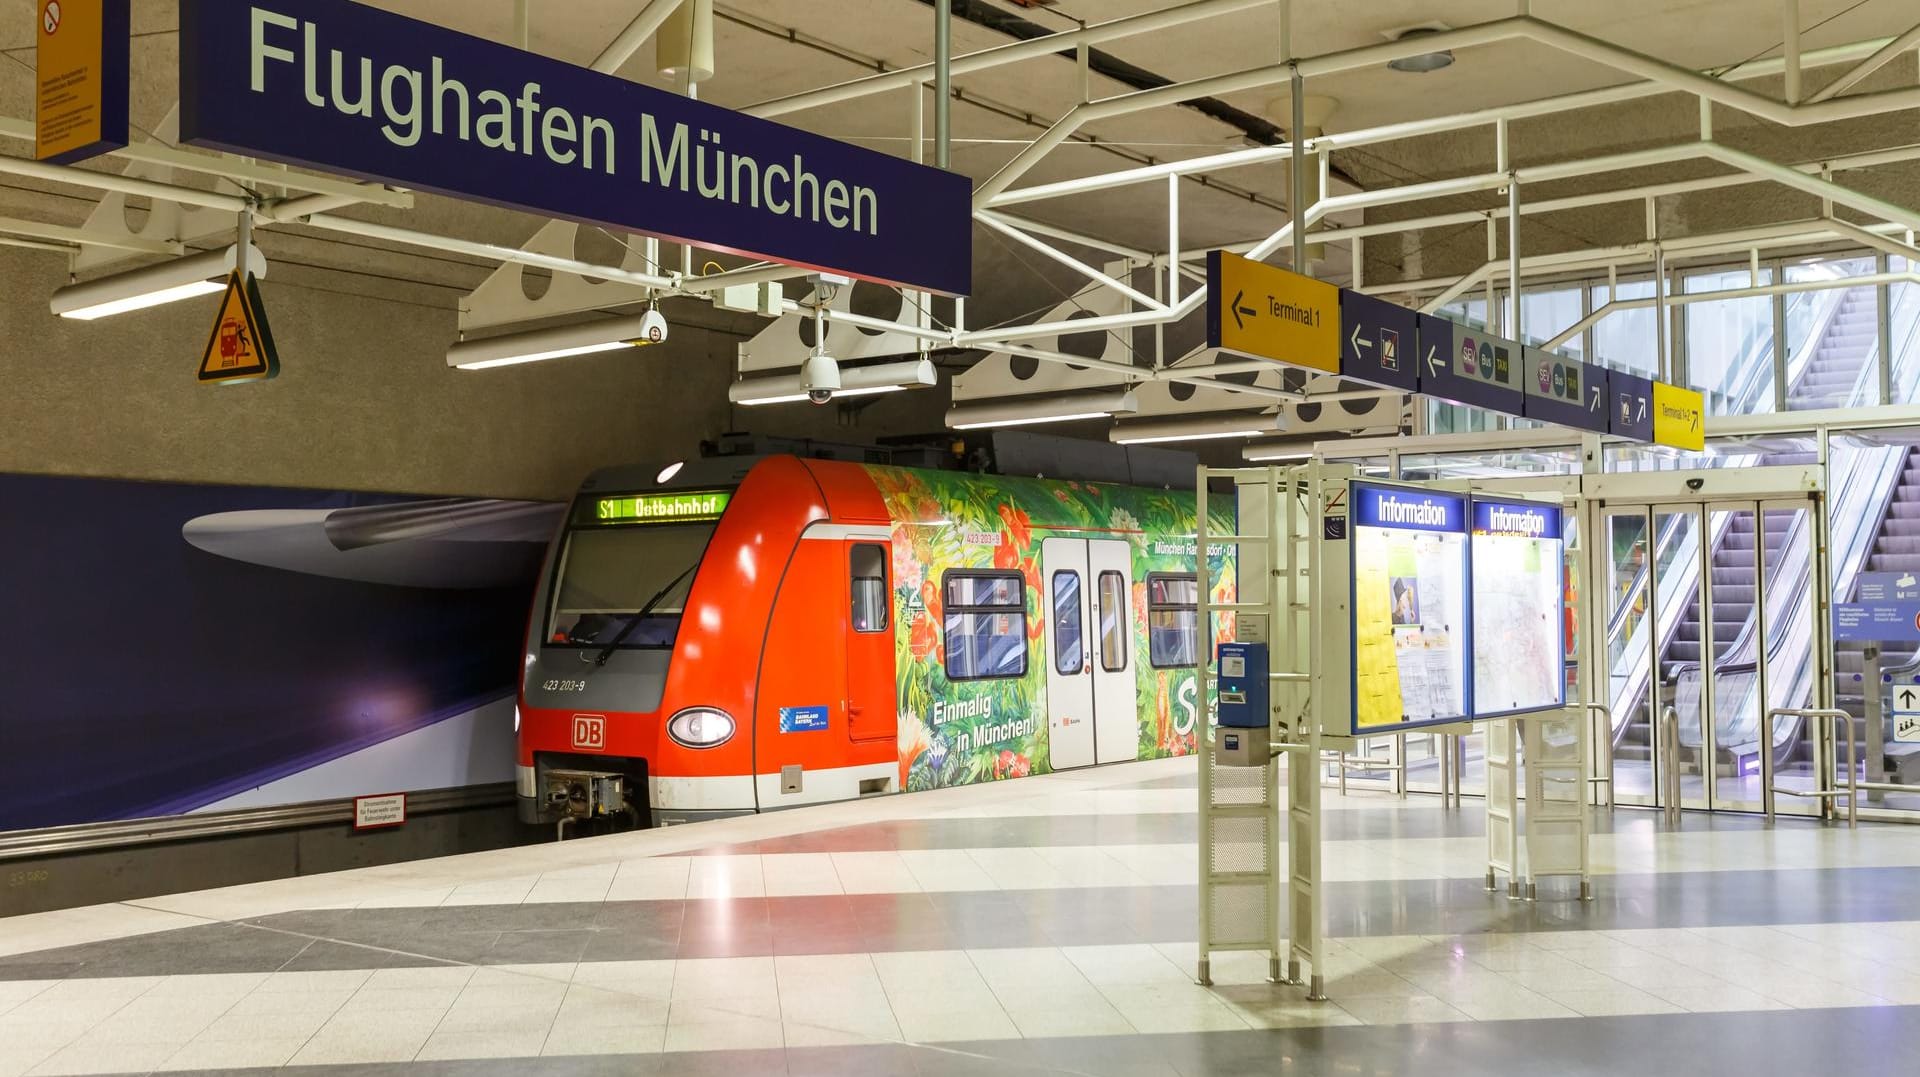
(1684, 268, 1775, 416)
(1892, 257, 1919, 405)
(1590, 278, 1660, 376)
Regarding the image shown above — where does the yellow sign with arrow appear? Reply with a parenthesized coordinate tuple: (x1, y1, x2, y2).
(1204, 250, 1340, 374)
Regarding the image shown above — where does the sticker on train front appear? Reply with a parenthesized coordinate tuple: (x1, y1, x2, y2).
(779, 706, 830, 733)
(571, 714, 606, 751)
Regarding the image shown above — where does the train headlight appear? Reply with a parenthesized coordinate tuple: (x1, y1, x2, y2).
(666, 707, 736, 749)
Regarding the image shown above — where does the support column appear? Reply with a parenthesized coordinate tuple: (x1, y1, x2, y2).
(935, 0, 952, 170)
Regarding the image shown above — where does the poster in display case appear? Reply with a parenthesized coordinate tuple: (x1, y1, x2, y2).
(1349, 481, 1470, 732)
(1469, 495, 1567, 717)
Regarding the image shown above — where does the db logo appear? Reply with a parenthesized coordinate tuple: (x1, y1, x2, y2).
(571, 714, 606, 752)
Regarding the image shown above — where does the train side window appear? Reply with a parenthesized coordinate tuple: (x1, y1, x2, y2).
(942, 570, 1028, 681)
(1148, 573, 1200, 669)
(851, 544, 889, 633)
(1051, 571, 1084, 675)
(1097, 571, 1128, 673)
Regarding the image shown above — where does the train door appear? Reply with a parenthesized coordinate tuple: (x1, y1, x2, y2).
(846, 541, 896, 742)
(1042, 537, 1139, 769)
(1043, 538, 1096, 770)
(1089, 540, 1138, 763)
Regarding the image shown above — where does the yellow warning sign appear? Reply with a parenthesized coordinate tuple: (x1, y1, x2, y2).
(1651, 381, 1704, 451)
(1205, 250, 1340, 374)
(36, 0, 129, 164)
(198, 271, 279, 385)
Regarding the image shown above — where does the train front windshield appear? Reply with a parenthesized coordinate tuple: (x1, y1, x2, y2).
(545, 522, 716, 650)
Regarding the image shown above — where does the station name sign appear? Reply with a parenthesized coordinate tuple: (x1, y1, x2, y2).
(179, 0, 971, 295)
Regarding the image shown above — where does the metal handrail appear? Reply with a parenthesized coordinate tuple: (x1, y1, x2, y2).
(1659, 704, 1682, 825)
(1577, 703, 1614, 807)
(1763, 707, 1858, 828)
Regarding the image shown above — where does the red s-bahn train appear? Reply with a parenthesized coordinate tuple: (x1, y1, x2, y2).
(515, 453, 1235, 829)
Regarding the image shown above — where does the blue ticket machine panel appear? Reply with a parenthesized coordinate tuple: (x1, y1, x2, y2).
(1216, 642, 1271, 766)
(1217, 642, 1269, 727)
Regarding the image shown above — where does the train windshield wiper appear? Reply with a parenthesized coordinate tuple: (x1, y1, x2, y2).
(594, 563, 699, 667)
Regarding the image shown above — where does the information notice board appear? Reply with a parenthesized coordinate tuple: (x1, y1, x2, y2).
(1347, 481, 1567, 734)
(1350, 481, 1470, 732)
(1470, 496, 1566, 717)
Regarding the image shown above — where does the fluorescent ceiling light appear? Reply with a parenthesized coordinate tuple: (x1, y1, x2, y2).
(446, 313, 665, 370)
(947, 389, 1139, 431)
(1109, 412, 1283, 445)
(1242, 439, 1314, 463)
(51, 245, 261, 320)
(728, 358, 936, 406)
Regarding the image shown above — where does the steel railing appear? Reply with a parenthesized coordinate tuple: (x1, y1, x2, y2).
(1763, 707, 1857, 827)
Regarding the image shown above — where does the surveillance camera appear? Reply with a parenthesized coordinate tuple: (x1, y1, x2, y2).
(628, 308, 669, 347)
(1685, 477, 1705, 491)
(800, 353, 840, 405)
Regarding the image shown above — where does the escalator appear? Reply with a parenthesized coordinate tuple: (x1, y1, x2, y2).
(1788, 286, 1879, 410)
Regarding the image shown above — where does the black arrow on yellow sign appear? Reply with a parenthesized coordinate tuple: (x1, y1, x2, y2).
(1230, 290, 1258, 331)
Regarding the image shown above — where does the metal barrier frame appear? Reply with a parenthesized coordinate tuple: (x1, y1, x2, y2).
(1763, 707, 1858, 827)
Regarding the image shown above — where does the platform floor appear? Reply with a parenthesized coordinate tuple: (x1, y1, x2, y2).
(5, 757, 1920, 1075)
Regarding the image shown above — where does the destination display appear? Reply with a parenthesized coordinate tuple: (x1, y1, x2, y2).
(1349, 482, 1470, 732)
(179, 0, 971, 295)
(1469, 496, 1566, 717)
(589, 491, 732, 525)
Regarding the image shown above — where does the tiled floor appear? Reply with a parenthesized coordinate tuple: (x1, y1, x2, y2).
(3, 757, 1919, 1075)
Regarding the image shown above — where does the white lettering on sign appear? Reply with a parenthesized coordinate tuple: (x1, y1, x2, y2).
(1377, 495, 1448, 527)
(247, 8, 879, 234)
(571, 714, 606, 751)
(353, 793, 406, 830)
(1487, 507, 1547, 535)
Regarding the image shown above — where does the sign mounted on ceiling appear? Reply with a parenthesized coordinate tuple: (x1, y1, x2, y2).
(177, 0, 972, 296)
(1204, 251, 1340, 373)
(35, 0, 129, 164)
(1652, 381, 1706, 451)
(198, 272, 280, 385)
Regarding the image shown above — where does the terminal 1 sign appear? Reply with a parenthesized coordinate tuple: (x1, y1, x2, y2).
(178, 0, 972, 296)
(1206, 251, 1705, 449)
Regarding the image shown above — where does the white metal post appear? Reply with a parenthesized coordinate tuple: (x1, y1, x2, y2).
(1291, 69, 1306, 271)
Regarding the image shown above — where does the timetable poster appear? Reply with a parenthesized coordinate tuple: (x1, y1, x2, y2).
(1350, 482, 1469, 731)
(1471, 496, 1567, 716)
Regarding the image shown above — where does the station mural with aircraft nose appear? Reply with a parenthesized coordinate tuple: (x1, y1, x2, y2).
(0, 472, 561, 832)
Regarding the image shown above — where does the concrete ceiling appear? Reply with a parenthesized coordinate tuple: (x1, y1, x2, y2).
(0, 0, 1915, 332)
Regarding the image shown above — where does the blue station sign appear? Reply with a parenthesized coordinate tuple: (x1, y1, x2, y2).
(1340, 289, 1419, 391)
(1610, 371, 1656, 441)
(1470, 497, 1562, 540)
(179, 0, 972, 295)
(1351, 483, 1466, 535)
(1522, 348, 1610, 433)
(1416, 315, 1525, 415)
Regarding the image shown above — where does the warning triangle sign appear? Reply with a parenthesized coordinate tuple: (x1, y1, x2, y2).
(197, 271, 279, 384)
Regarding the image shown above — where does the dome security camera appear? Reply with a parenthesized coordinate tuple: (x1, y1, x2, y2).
(800, 353, 840, 405)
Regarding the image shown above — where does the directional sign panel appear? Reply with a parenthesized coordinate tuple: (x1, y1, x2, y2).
(1896, 683, 1920, 743)
(1205, 250, 1341, 373)
(1415, 315, 1524, 416)
(1610, 371, 1655, 442)
(1340, 290, 1419, 391)
(1652, 381, 1706, 451)
(1521, 348, 1609, 433)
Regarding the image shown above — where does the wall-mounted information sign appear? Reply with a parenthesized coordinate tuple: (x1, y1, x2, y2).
(178, 0, 971, 295)
(591, 490, 732, 525)
(35, 0, 129, 164)
(1349, 481, 1469, 733)
(1469, 496, 1566, 717)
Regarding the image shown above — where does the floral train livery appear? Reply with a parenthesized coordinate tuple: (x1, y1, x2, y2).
(515, 456, 1237, 829)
